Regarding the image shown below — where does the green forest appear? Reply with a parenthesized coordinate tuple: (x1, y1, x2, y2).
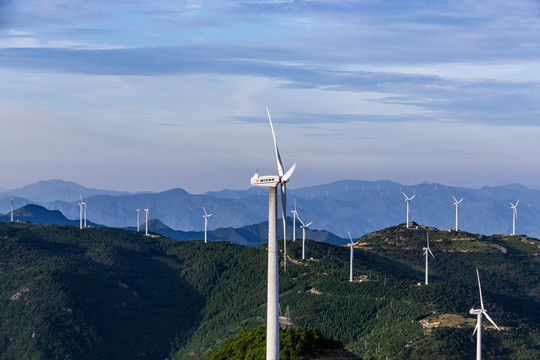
(0, 221, 539, 359)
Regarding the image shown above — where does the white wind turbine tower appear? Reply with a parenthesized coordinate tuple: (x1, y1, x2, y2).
(203, 207, 212, 244)
(453, 196, 463, 231)
(298, 216, 312, 260)
(10, 198, 14, 222)
(144, 208, 149, 236)
(348, 232, 354, 282)
(470, 269, 500, 360)
(510, 200, 519, 235)
(250, 106, 296, 360)
(136, 209, 140, 232)
(402, 192, 416, 228)
(423, 232, 435, 285)
(291, 199, 298, 242)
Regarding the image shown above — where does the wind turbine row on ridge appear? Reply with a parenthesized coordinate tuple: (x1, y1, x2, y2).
(250, 106, 296, 360)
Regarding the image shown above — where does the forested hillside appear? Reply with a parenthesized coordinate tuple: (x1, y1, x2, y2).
(0, 221, 538, 359)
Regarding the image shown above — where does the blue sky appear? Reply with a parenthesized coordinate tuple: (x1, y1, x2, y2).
(1, 0, 540, 193)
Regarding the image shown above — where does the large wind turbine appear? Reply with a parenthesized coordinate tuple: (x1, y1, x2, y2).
(10, 198, 14, 222)
(348, 232, 354, 282)
(298, 216, 312, 260)
(402, 192, 416, 228)
(144, 208, 149, 236)
(453, 196, 463, 231)
(250, 106, 296, 360)
(291, 199, 298, 242)
(510, 200, 519, 235)
(136, 209, 140, 232)
(203, 207, 212, 244)
(470, 269, 500, 360)
(423, 232, 435, 285)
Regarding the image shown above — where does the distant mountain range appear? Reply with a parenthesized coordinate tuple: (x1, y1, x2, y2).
(0, 204, 346, 247)
(1, 179, 540, 239)
(130, 217, 347, 247)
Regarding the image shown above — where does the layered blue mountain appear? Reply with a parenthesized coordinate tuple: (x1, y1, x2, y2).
(0, 204, 100, 227)
(1, 179, 540, 239)
(135, 217, 347, 247)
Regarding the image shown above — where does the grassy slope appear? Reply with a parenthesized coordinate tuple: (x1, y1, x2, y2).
(0, 221, 539, 359)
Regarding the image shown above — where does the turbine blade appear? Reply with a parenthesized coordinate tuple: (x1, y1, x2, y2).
(459, 198, 463, 203)
(483, 311, 501, 331)
(429, 249, 435, 259)
(305, 221, 313, 227)
(203, 207, 208, 216)
(473, 321, 479, 336)
(516, 200, 519, 206)
(402, 192, 407, 199)
(282, 163, 296, 183)
(266, 106, 284, 177)
(410, 194, 416, 200)
(452, 196, 458, 203)
(477, 269, 485, 311)
(348, 231, 353, 244)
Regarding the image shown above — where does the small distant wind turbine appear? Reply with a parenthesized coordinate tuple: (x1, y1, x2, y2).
(348, 232, 354, 282)
(78, 195, 86, 230)
(144, 208, 149, 236)
(10, 198, 14, 222)
(291, 199, 298, 242)
(510, 200, 519, 235)
(136, 209, 140, 232)
(250, 106, 296, 360)
(402, 192, 416, 228)
(423, 232, 435, 285)
(84, 202, 87, 227)
(298, 216, 312, 260)
(453, 196, 463, 231)
(470, 269, 500, 360)
(203, 207, 212, 244)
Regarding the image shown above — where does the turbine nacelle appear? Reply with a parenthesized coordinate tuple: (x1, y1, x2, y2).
(251, 172, 280, 187)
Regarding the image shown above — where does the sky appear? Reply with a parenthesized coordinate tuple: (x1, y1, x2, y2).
(1, 0, 540, 193)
